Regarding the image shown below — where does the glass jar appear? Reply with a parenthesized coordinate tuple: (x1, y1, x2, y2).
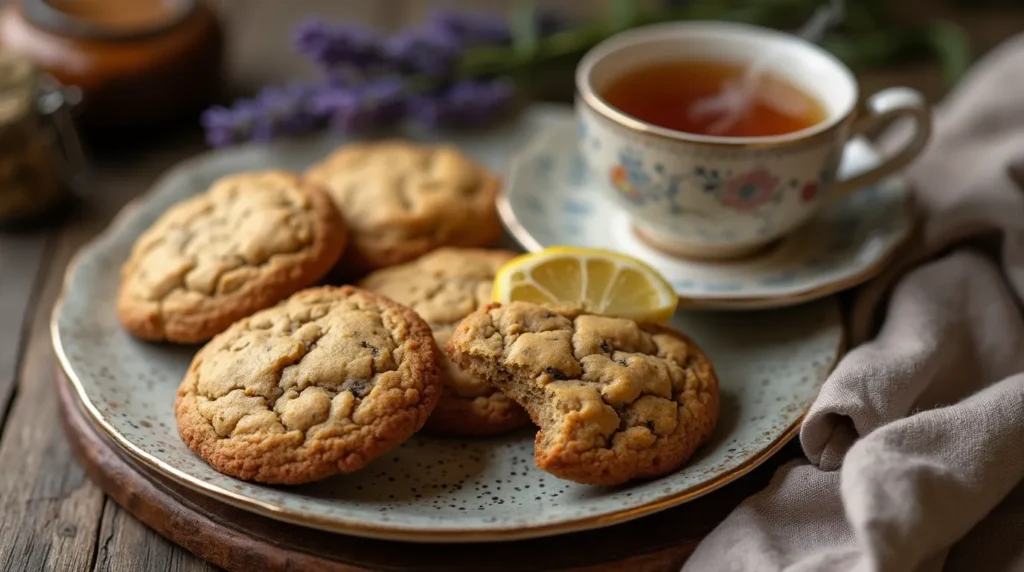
(0, 0, 223, 132)
(0, 51, 85, 230)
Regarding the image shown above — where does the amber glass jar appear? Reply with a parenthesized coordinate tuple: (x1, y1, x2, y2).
(0, 0, 224, 131)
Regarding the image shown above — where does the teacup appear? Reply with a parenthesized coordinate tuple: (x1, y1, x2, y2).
(574, 21, 931, 260)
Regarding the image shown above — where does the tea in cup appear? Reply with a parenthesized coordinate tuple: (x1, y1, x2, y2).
(574, 21, 931, 260)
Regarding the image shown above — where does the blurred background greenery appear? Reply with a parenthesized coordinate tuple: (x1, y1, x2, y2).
(209, 0, 1024, 106)
(454, 0, 976, 103)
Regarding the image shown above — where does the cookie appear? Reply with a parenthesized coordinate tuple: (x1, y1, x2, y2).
(175, 286, 443, 484)
(305, 140, 502, 272)
(117, 170, 346, 344)
(359, 248, 531, 436)
(446, 301, 719, 485)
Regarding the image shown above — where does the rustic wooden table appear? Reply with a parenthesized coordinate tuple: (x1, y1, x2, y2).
(2, 2, 1022, 571)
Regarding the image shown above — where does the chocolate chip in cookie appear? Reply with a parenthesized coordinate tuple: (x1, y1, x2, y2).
(305, 140, 502, 273)
(446, 301, 719, 486)
(175, 286, 443, 484)
(117, 170, 347, 344)
(359, 248, 532, 436)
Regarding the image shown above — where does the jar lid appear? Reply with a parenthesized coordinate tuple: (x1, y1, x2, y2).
(23, 0, 197, 41)
(0, 51, 37, 128)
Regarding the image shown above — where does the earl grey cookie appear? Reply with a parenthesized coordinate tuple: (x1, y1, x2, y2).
(447, 301, 719, 485)
(175, 286, 443, 484)
(305, 140, 502, 272)
(359, 248, 531, 436)
(117, 170, 346, 343)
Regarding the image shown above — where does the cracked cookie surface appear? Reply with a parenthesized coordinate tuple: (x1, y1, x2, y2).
(359, 248, 531, 435)
(446, 301, 719, 485)
(117, 170, 346, 344)
(305, 140, 501, 272)
(175, 286, 442, 484)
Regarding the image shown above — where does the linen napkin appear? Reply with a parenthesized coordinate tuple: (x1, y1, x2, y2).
(682, 32, 1024, 572)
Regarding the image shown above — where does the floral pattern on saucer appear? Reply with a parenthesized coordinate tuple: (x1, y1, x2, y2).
(501, 119, 914, 309)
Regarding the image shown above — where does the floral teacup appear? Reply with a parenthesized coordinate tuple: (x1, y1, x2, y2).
(575, 21, 931, 260)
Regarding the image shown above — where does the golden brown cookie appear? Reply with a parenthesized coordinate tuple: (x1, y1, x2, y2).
(175, 286, 443, 485)
(305, 140, 502, 273)
(117, 170, 346, 344)
(446, 301, 719, 486)
(359, 248, 531, 436)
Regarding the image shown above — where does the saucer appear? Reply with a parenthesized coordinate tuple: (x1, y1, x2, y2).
(498, 117, 915, 310)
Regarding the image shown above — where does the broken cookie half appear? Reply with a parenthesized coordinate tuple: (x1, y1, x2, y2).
(446, 301, 719, 486)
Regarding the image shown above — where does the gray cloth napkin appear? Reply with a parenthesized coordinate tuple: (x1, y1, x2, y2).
(682, 32, 1024, 572)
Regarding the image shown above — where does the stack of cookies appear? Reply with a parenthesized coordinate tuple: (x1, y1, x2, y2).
(117, 140, 718, 488)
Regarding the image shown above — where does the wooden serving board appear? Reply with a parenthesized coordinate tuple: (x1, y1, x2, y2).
(57, 369, 800, 572)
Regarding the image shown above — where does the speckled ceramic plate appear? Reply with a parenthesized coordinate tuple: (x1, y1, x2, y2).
(498, 116, 914, 310)
(52, 104, 845, 542)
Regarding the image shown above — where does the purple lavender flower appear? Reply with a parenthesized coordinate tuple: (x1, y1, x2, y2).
(426, 9, 511, 47)
(200, 83, 329, 146)
(249, 82, 326, 141)
(293, 18, 385, 70)
(200, 102, 260, 147)
(407, 78, 515, 129)
(312, 79, 407, 132)
(385, 25, 462, 76)
(200, 106, 237, 147)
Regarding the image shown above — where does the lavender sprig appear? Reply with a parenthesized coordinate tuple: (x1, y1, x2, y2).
(385, 25, 462, 76)
(253, 83, 327, 138)
(200, 104, 255, 148)
(202, 8, 563, 146)
(200, 83, 328, 147)
(312, 79, 407, 132)
(293, 18, 386, 72)
(407, 79, 515, 129)
(202, 1, 972, 147)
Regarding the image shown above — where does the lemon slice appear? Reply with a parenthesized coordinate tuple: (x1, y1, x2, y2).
(493, 246, 678, 322)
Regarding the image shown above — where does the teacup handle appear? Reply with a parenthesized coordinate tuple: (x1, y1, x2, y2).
(828, 87, 932, 198)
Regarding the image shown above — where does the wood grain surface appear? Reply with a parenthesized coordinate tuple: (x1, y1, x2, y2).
(2, 1, 1024, 571)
